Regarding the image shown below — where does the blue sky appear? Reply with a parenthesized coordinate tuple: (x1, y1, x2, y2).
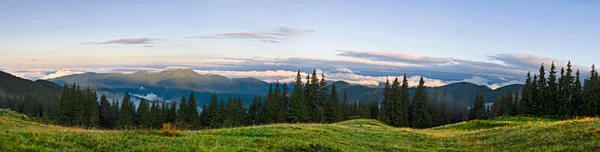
(1, 0, 599, 88)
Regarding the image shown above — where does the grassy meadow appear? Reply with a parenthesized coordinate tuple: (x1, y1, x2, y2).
(1, 109, 599, 151)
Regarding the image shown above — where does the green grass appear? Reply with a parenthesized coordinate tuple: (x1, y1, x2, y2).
(1, 109, 599, 151)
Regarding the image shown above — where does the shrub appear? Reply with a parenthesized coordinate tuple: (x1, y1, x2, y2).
(161, 123, 181, 137)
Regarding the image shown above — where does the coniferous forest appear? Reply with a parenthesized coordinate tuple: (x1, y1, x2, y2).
(1, 61, 600, 130)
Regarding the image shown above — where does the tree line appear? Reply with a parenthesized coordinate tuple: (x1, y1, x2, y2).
(0, 70, 380, 129)
(488, 61, 600, 118)
(2, 61, 599, 130)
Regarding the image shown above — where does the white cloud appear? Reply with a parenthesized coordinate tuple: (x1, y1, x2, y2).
(188, 26, 314, 43)
(41, 71, 84, 79)
(131, 93, 160, 101)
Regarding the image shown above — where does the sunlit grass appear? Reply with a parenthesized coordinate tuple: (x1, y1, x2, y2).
(1, 109, 599, 151)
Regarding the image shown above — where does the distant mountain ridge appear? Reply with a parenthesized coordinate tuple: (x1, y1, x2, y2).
(49, 69, 523, 105)
(0, 71, 62, 100)
(50, 69, 270, 95)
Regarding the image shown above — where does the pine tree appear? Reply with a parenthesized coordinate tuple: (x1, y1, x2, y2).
(581, 65, 599, 116)
(324, 83, 338, 123)
(378, 78, 390, 124)
(439, 91, 450, 125)
(571, 70, 583, 116)
(177, 96, 188, 126)
(469, 92, 487, 120)
(546, 62, 558, 115)
(99, 94, 111, 128)
(224, 96, 235, 127)
(306, 69, 322, 123)
(399, 74, 410, 126)
(204, 92, 222, 128)
(388, 78, 403, 127)
(150, 101, 162, 129)
(411, 77, 432, 128)
(531, 74, 540, 115)
(248, 96, 261, 125)
(110, 100, 120, 128)
(282, 83, 290, 121)
(519, 72, 533, 115)
(116, 92, 135, 129)
(289, 71, 309, 122)
(86, 89, 99, 128)
(511, 90, 519, 116)
(187, 91, 200, 127)
(266, 83, 285, 123)
(451, 97, 463, 123)
(368, 99, 379, 119)
(563, 61, 575, 115)
(537, 64, 547, 115)
(137, 99, 151, 128)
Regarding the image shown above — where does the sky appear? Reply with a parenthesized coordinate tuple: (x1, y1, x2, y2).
(1, 0, 599, 88)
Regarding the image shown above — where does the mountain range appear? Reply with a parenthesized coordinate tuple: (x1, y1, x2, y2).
(0, 71, 62, 100)
(48, 69, 524, 105)
(0, 69, 523, 107)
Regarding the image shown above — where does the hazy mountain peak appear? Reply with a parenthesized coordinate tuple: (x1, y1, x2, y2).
(156, 69, 200, 78)
(132, 70, 150, 75)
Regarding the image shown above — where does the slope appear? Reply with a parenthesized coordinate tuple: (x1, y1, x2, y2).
(1, 109, 598, 151)
(0, 71, 62, 100)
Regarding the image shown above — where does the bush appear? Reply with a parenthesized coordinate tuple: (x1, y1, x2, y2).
(161, 123, 181, 137)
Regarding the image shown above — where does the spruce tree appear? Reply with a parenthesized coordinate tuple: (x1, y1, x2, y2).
(177, 96, 188, 126)
(324, 83, 338, 123)
(399, 74, 410, 126)
(99, 94, 111, 128)
(282, 83, 290, 121)
(546, 62, 558, 115)
(410, 77, 432, 128)
(306, 69, 321, 123)
(519, 72, 533, 115)
(150, 101, 162, 128)
(289, 71, 309, 122)
(388, 78, 402, 127)
(116, 92, 135, 129)
(224, 96, 235, 127)
(531, 74, 540, 115)
(378, 78, 390, 124)
(137, 99, 151, 128)
(581, 65, 599, 116)
(537, 64, 547, 115)
(187, 91, 200, 127)
(469, 92, 487, 120)
(248, 96, 260, 125)
(110, 100, 120, 128)
(205, 92, 222, 128)
(571, 70, 583, 116)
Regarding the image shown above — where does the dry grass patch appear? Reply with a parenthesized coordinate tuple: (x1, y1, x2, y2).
(160, 123, 181, 137)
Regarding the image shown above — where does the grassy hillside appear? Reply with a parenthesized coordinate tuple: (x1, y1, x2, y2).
(1, 109, 598, 151)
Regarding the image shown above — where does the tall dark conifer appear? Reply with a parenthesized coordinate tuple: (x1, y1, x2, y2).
(519, 72, 533, 115)
(571, 70, 583, 116)
(187, 91, 200, 127)
(411, 77, 432, 128)
(137, 99, 151, 128)
(546, 62, 558, 115)
(379, 78, 390, 124)
(537, 64, 547, 115)
(324, 83, 338, 123)
(289, 71, 309, 122)
(99, 95, 111, 128)
(116, 92, 135, 129)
